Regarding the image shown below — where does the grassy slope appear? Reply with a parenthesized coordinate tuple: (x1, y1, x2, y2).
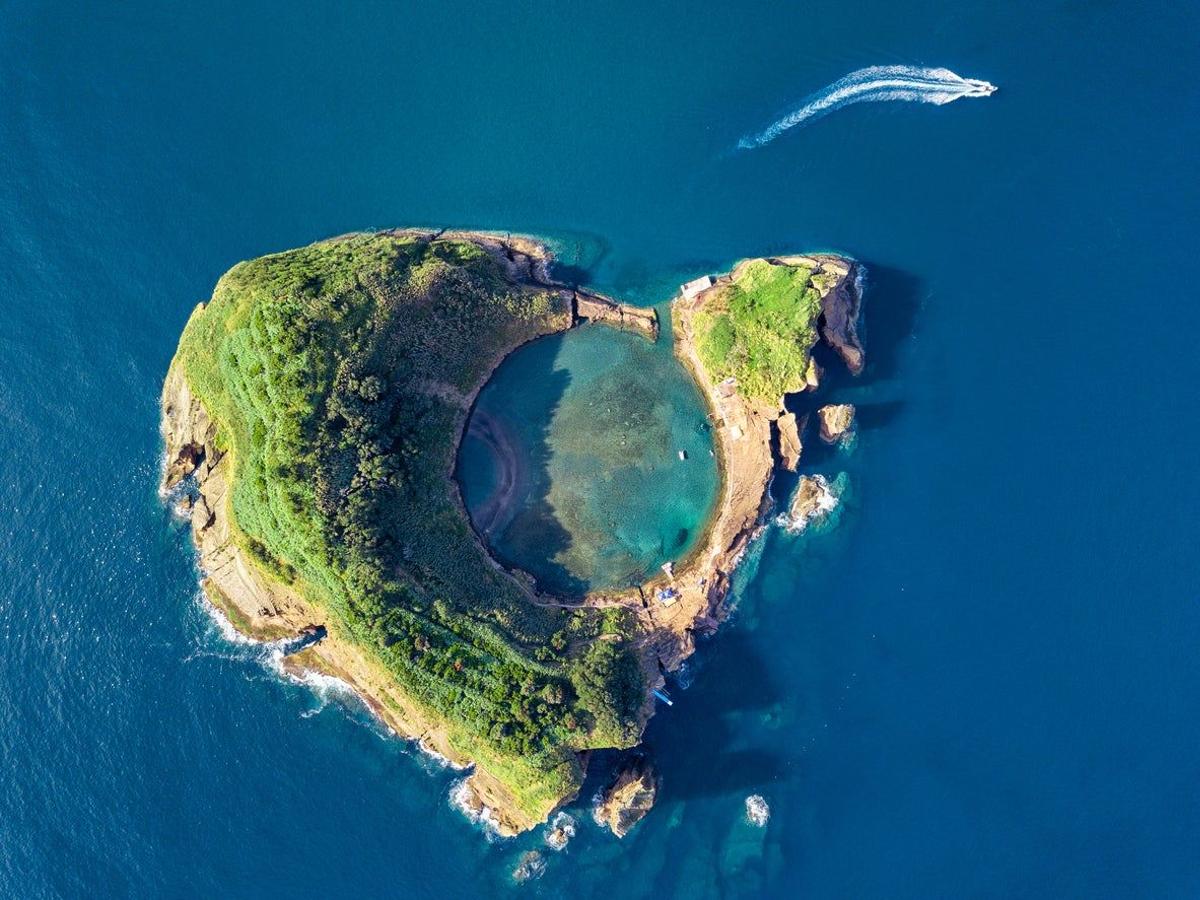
(692, 259, 823, 404)
(173, 233, 644, 820)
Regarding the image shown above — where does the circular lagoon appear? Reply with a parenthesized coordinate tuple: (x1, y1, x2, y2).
(456, 323, 720, 596)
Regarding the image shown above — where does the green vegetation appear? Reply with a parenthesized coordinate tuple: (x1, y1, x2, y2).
(173, 233, 646, 819)
(692, 259, 823, 403)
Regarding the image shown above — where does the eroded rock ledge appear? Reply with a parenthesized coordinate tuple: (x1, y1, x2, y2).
(574, 290, 659, 339)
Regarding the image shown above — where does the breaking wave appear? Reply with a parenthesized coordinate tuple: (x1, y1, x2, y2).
(738, 65, 996, 149)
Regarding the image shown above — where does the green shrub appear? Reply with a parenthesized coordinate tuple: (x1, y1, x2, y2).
(693, 259, 822, 403)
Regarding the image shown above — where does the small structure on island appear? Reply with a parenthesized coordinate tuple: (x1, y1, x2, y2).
(661, 561, 674, 579)
(655, 586, 680, 607)
(680, 274, 714, 301)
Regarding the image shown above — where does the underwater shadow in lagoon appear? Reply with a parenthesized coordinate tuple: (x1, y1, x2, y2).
(460, 333, 589, 596)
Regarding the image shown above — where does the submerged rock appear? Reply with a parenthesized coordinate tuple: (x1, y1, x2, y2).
(817, 403, 855, 444)
(596, 755, 658, 838)
(745, 794, 770, 827)
(782, 475, 838, 532)
(512, 850, 546, 883)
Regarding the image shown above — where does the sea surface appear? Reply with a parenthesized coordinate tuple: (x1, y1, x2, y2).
(2, 2, 1198, 897)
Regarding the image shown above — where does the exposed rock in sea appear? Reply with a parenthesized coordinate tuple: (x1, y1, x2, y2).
(745, 794, 770, 827)
(512, 850, 546, 883)
(783, 475, 838, 532)
(595, 755, 658, 838)
(817, 403, 855, 444)
(544, 812, 576, 851)
(776, 412, 806, 472)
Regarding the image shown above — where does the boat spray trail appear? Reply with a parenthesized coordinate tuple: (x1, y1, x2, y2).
(737, 65, 995, 149)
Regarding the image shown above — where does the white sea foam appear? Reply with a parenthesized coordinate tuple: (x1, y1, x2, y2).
(544, 812, 576, 851)
(776, 474, 840, 534)
(738, 65, 996, 148)
(449, 778, 506, 840)
(590, 789, 607, 827)
(745, 794, 770, 827)
(194, 588, 260, 647)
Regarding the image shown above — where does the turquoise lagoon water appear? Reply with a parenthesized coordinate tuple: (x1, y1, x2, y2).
(2, 1, 1200, 897)
(457, 324, 719, 595)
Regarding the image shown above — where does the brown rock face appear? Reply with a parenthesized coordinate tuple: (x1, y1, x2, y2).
(818, 262, 864, 375)
(817, 403, 855, 444)
(776, 412, 806, 472)
(787, 474, 838, 531)
(804, 356, 822, 390)
(596, 755, 658, 838)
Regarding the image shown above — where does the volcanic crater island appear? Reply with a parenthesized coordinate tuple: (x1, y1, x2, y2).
(161, 229, 863, 837)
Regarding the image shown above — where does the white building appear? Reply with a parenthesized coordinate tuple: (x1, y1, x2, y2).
(680, 275, 713, 301)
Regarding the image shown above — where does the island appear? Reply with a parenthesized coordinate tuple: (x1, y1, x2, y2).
(160, 229, 862, 835)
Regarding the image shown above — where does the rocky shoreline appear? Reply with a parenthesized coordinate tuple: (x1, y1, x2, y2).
(161, 231, 861, 837)
(598, 255, 864, 681)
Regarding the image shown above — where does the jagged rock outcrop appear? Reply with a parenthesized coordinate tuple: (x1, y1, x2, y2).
(817, 403, 855, 444)
(785, 475, 838, 532)
(776, 412, 806, 472)
(817, 260, 864, 375)
(596, 755, 658, 838)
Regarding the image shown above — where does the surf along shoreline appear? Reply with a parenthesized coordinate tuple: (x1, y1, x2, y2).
(161, 228, 862, 835)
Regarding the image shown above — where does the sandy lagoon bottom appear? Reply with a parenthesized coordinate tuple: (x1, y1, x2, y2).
(456, 324, 720, 596)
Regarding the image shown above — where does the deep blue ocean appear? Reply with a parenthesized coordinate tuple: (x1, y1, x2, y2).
(2, 2, 1198, 897)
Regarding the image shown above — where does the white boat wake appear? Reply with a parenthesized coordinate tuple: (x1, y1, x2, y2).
(738, 65, 996, 149)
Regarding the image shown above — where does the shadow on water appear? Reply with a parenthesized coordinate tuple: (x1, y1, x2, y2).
(775, 262, 923, 477)
(857, 263, 923, 384)
(638, 631, 792, 802)
(462, 334, 591, 596)
(574, 630, 790, 812)
(546, 229, 613, 288)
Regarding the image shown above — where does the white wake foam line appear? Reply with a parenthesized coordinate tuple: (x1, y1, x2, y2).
(739, 65, 995, 148)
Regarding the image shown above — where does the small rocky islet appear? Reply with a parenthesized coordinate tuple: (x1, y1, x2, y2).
(160, 229, 864, 837)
